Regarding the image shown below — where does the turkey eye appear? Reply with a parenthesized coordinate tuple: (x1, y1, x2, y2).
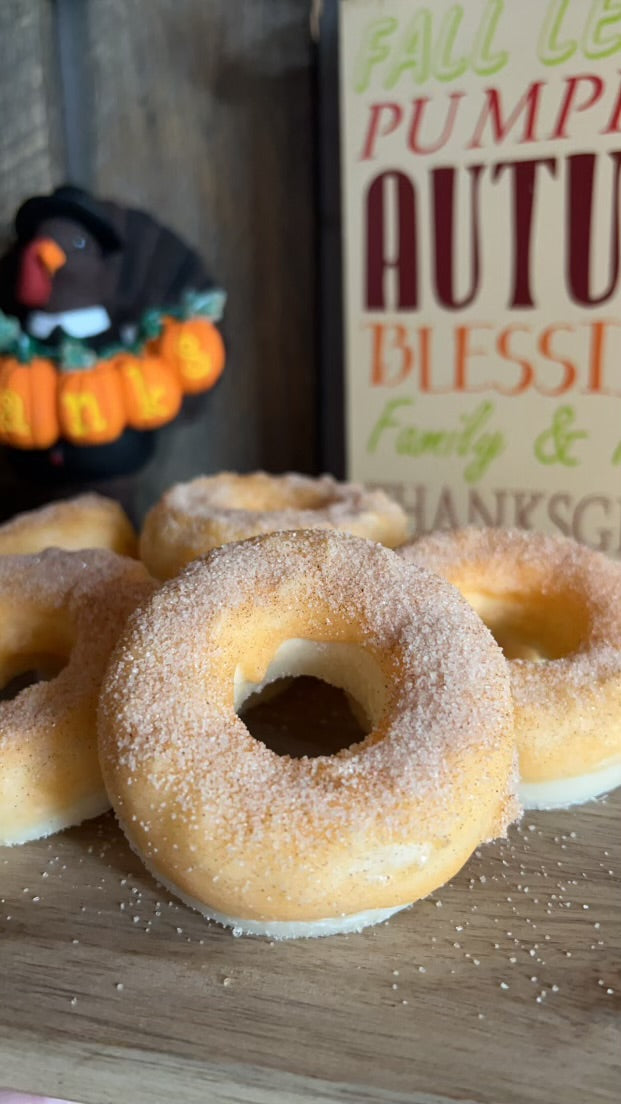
(72, 236, 86, 250)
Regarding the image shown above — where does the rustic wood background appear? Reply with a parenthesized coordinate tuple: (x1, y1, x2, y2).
(0, 0, 318, 522)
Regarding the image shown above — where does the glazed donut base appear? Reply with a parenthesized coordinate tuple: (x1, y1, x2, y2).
(120, 836, 409, 938)
(519, 758, 621, 810)
(1, 790, 110, 847)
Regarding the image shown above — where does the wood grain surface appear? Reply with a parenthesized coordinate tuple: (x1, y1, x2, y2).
(0, 0, 64, 232)
(0, 0, 63, 514)
(0, 680, 619, 1104)
(86, 0, 317, 515)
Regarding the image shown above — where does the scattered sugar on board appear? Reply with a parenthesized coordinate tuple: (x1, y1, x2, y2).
(379, 808, 617, 1010)
(3, 782, 618, 1015)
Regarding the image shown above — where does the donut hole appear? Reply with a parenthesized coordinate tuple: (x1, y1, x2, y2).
(461, 588, 587, 660)
(0, 606, 74, 700)
(240, 676, 370, 758)
(212, 474, 334, 513)
(234, 639, 386, 759)
(0, 653, 68, 700)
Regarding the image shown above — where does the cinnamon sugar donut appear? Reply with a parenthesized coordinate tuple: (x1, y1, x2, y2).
(0, 494, 137, 558)
(400, 527, 621, 809)
(139, 471, 408, 579)
(0, 548, 155, 845)
(99, 529, 517, 939)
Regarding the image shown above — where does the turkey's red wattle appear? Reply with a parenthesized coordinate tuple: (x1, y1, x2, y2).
(17, 240, 53, 307)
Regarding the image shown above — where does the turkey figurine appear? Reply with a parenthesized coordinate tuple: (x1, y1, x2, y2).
(0, 185, 220, 485)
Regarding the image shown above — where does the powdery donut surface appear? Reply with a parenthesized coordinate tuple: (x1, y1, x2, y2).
(99, 529, 518, 938)
(399, 527, 621, 808)
(0, 493, 137, 558)
(139, 470, 409, 579)
(0, 548, 156, 845)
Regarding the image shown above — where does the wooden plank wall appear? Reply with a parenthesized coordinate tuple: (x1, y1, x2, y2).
(0, 0, 317, 522)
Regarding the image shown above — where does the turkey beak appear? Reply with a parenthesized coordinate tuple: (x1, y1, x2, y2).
(35, 238, 67, 275)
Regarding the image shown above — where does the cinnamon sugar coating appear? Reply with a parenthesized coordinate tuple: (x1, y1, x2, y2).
(0, 548, 156, 844)
(139, 471, 408, 579)
(400, 527, 621, 801)
(99, 529, 517, 934)
(0, 493, 137, 558)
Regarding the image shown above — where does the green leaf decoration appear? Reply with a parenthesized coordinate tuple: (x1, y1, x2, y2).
(0, 287, 227, 372)
(0, 310, 22, 354)
(15, 333, 39, 363)
(140, 308, 165, 341)
(58, 338, 98, 372)
(99, 342, 126, 361)
(180, 287, 227, 322)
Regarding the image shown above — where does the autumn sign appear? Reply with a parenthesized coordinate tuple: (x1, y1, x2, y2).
(340, 0, 621, 553)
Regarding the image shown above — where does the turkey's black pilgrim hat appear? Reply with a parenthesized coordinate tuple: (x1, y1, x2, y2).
(15, 184, 123, 252)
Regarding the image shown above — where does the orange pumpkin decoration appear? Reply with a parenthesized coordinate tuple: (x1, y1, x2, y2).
(0, 356, 60, 449)
(115, 352, 182, 430)
(156, 318, 225, 394)
(57, 360, 126, 445)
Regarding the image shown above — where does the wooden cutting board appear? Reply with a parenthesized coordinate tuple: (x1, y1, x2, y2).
(0, 681, 619, 1104)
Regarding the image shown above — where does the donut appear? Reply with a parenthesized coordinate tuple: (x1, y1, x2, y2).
(0, 493, 137, 558)
(99, 529, 517, 939)
(0, 548, 155, 845)
(139, 471, 409, 579)
(399, 527, 621, 809)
